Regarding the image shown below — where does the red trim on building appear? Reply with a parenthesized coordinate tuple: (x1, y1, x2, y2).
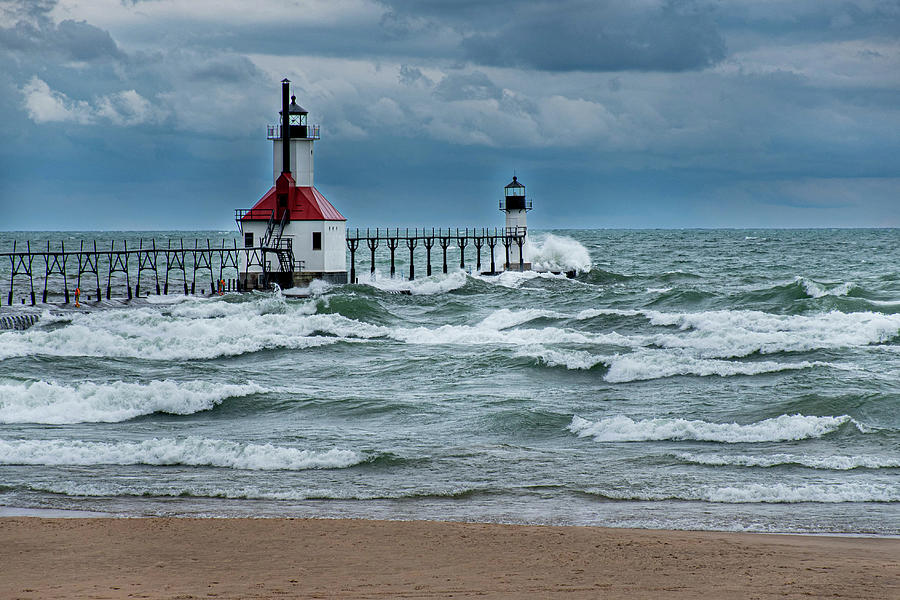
(241, 185, 345, 221)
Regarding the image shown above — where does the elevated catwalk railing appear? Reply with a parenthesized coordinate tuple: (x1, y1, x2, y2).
(346, 227, 527, 282)
(0, 239, 285, 306)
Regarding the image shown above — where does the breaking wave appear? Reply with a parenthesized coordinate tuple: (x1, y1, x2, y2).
(796, 277, 857, 299)
(0, 437, 361, 470)
(676, 452, 900, 470)
(0, 297, 385, 361)
(525, 234, 593, 273)
(519, 346, 823, 381)
(601, 352, 822, 383)
(635, 308, 900, 358)
(353, 270, 469, 295)
(568, 414, 861, 443)
(0, 379, 265, 424)
(589, 482, 900, 503)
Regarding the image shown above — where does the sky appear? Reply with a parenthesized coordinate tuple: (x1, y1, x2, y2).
(0, 0, 898, 231)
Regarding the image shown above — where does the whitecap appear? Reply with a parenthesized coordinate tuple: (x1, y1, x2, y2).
(796, 276, 857, 299)
(676, 452, 900, 470)
(0, 379, 265, 424)
(602, 351, 823, 382)
(568, 414, 859, 443)
(354, 270, 468, 295)
(590, 482, 900, 503)
(0, 437, 361, 470)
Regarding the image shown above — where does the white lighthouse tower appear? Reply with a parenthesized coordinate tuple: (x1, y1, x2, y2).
(501, 176, 532, 270)
(237, 79, 347, 288)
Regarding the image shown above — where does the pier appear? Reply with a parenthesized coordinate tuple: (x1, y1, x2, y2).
(345, 227, 527, 283)
(0, 238, 261, 306)
(0, 227, 527, 306)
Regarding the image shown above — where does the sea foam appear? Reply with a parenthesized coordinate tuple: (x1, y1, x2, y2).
(354, 270, 469, 295)
(590, 482, 900, 503)
(640, 309, 900, 358)
(0, 297, 386, 361)
(602, 352, 821, 382)
(568, 414, 858, 443)
(676, 452, 900, 470)
(0, 437, 361, 470)
(0, 379, 264, 423)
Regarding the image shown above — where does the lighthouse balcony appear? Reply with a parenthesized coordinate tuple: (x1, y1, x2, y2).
(500, 198, 533, 211)
(267, 123, 320, 140)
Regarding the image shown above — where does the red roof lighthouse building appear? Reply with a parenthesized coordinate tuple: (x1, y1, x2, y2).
(236, 79, 347, 289)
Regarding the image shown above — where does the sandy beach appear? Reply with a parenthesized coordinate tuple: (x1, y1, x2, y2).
(2, 518, 897, 599)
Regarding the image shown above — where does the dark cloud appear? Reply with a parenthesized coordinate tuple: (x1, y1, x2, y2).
(433, 71, 501, 101)
(55, 20, 124, 61)
(398, 64, 433, 87)
(460, 1, 725, 72)
(189, 55, 262, 83)
(379, 0, 726, 72)
(0, 4, 123, 63)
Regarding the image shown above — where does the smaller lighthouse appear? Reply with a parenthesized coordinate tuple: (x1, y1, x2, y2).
(501, 176, 532, 270)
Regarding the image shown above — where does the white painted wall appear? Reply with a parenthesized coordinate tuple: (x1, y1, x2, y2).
(505, 209, 527, 267)
(272, 139, 315, 186)
(238, 221, 269, 273)
(239, 219, 346, 274)
(281, 220, 346, 273)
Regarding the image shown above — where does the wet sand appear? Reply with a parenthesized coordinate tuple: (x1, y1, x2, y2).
(2, 517, 898, 599)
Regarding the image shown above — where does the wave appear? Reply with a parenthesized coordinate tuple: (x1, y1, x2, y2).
(525, 234, 593, 273)
(574, 307, 900, 357)
(601, 352, 822, 383)
(20, 481, 487, 502)
(568, 414, 861, 443)
(0, 296, 387, 361)
(353, 270, 469, 295)
(477, 308, 562, 330)
(588, 482, 900, 503)
(795, 277, 857, 299)
(520, 345, 821, 381)
(475, 269, 575, 289)
(0, 437, 362, 470)
(0, 379, 265, 424)
(641, 309, 900, 358)
(675, 452, 900, 470)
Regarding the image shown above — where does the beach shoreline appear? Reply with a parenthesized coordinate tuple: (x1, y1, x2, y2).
(3, 516, 898, 599)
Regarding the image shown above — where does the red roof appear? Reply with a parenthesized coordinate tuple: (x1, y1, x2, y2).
(242, 184, 345, 221)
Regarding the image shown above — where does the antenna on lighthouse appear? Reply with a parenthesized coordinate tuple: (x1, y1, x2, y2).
(281, 78, 291, 176)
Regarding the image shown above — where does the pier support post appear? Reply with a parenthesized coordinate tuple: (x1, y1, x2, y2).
(457, 231, 468, 271)
(474, 236, 483, 273)
(347, 237, 359, 284)
(439, 237, 450, 274)
(387, 235, 399, 278)
(367, 232, 379, 276)
(504, 236, 511, 271)
(423, 236, 434, 277)
(406, 234, 417, 281)
(517, 237, 525, 272)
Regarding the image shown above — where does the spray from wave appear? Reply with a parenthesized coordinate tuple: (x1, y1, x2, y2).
(525, 234, 592, 273)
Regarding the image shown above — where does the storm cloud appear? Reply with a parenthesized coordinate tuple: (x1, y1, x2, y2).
(0, 0, 898, 229)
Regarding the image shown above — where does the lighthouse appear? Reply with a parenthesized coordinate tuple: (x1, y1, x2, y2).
(237, 79, 347, 289)
(501, 176, 532, 270)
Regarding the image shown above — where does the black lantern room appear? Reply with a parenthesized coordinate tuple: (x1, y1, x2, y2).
(280, 95, 309, 138)
(502, 176, 530, 211)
